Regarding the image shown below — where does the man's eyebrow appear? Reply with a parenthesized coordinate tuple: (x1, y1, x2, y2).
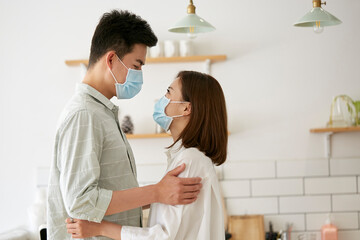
(136, 59, 144, 66)
(168, 86, 174, 90)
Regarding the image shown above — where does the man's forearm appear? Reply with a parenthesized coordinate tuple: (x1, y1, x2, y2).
(105, 163, 202, 215)
(105, 184, 158, 216)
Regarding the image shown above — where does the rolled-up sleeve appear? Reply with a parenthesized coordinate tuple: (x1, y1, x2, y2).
(57, 110, 112, 223)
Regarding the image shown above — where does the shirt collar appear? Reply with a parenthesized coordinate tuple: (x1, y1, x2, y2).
(165, 140, 184, 165)
(76, 83, 116, 111)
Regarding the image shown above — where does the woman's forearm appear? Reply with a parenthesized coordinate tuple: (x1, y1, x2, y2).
(100, 221, 122, 240)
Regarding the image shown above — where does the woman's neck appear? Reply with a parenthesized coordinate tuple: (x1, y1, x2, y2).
(170, 128, 181, 142)
(169, 118, 189, 142)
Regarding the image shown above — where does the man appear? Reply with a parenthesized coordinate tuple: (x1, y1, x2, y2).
(47, 10, 202, 239)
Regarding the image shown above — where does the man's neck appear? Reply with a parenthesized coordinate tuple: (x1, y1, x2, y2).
(82, 65, 114, 99)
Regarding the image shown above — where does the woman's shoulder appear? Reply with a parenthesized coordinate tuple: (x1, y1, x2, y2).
(177, 147, 213, 169)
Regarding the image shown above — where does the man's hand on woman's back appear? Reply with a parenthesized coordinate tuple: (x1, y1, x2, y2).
(155, 163, 202, 205)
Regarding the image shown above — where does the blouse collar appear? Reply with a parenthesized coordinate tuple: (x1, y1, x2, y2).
(165, 140, 184, 165)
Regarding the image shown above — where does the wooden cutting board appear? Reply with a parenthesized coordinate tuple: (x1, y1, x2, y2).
(228, 215, 265, 240)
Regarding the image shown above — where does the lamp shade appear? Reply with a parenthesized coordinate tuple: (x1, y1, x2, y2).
(168, 13, 215, 33)
(294, 7, 342, 27)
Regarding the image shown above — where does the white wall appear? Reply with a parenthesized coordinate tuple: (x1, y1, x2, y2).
(1, 0, 359, 238)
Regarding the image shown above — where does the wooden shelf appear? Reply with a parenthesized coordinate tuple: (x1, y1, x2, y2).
(125, 133, 171, 139)
(65, 59, 89, 66)
(145, 55, 227, 63)
(65, 55, 227, 66)
(310, 126, 360, 133)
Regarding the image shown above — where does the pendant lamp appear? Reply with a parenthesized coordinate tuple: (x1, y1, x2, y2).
(168, 0, 215, 39)
(294, 0, 342, 33)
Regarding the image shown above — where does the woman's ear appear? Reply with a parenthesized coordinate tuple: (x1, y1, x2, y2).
(183, 103, 191, 116)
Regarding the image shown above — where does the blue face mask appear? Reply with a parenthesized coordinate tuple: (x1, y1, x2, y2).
(153, 96, 189, 131)
(108, 55, 143, 99)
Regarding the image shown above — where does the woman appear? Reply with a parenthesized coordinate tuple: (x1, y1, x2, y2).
(66, 70, 228, 239)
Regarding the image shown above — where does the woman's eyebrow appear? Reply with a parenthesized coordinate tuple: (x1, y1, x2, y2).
(168, 86, 174, 91)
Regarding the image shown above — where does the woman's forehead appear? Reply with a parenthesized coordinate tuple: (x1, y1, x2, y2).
(170, 77, 181, 89)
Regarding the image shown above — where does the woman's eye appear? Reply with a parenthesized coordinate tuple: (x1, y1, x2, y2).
(133, 65, 140, 70)
(166, 89, 170, 93)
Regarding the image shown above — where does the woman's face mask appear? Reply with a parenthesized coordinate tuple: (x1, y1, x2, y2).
(108, 55, 143, 99)
(153, 96, 188, 131)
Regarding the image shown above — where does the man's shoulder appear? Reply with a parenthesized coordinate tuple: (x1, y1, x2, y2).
(56, 93, 107, 131)
(66, 92, 105, 112)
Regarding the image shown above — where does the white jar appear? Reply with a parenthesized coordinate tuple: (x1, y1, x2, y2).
(179, 39, 194, 57)
(149, 41, 163, 58)
(164, 40, 179, 57)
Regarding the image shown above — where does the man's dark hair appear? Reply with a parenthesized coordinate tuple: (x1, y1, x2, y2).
(88, 10, 158, 69)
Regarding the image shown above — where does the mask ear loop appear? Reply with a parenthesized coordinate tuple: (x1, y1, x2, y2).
(109, 67, 119, 84)
(170, 101, 189, 104)
(116, 55, 129, 70)
(109, 54, 128, 85)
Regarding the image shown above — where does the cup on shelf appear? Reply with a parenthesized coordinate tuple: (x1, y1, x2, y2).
(149, 41, 163, 58)
(179, 39, 194, 57)
(164, 40, 179, 58)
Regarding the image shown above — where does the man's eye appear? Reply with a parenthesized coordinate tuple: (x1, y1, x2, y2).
(133, 65, 140, 70)
(166, 89, 170, 93)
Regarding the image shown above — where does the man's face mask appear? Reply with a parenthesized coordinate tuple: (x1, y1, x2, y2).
(108, 55, 143, 99)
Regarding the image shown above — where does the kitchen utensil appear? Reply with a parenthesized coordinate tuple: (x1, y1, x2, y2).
(266, 221, 278, 240)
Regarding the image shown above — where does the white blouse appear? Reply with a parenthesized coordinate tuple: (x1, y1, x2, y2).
(121, 141, 225, 240)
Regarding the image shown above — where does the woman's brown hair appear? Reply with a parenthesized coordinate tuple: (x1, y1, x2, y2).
(171, 71, 228, 166)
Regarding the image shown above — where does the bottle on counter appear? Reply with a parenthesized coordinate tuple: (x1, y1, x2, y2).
(321, 214, 338, 240)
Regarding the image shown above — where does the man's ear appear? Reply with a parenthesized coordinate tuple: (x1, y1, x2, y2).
(183, 103, 191, 116)
(105, 51, 116, 69)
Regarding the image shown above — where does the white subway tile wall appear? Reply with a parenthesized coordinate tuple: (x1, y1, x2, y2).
(252, 178, 303, 196)
(226, 197, 278, 215)
(38, 157, 360, 240)
(330, 158, 360, 176)
(277, 159, 329, 177)
(332, 194, 360, 211)
(279, 195, 331, 213)
(223, 161, 276, 179)
(304, 177, 357, 195)
(221, 180, 250, 197)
